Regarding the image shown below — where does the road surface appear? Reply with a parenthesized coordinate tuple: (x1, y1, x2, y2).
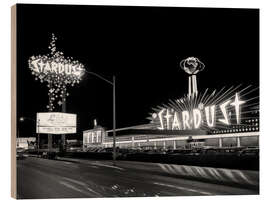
(17, 156, 258, 199)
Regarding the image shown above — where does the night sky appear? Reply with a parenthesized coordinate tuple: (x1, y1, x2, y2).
(17, 4, 259, 138)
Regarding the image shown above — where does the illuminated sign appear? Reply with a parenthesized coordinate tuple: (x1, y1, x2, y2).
(150, 57, 258, 132)
(28, 34, 85, 110)
(37, 112, 76, 134)
(29, 58, 84, 79)
(154, 95, 242, 130)
(180, 57, 205, 75)
(150, 86, 259, 131)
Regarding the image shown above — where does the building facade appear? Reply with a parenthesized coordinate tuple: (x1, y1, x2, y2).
(83, 117, 259, 150)
(83, 58, 259, 151)
(83, 126, 106, 150)
(16, 137, 36, 149)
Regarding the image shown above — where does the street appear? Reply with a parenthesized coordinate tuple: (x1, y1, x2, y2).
(17, 157, 258, 199)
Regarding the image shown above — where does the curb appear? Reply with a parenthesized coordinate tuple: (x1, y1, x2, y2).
(56, 157, 259, 189)
(157, 163, 259, 188)
(114, 160, 259, 189)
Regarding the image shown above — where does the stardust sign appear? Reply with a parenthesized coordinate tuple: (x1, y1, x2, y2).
(28, 34, 85, 85)
(37, 112, 76, 134)
(152, 92, 247, 130)
(28, 34, 85, 111)
(29, 58, 84, 78)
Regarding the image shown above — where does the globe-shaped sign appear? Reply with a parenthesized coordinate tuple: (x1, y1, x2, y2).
(180, 57, 205, 75)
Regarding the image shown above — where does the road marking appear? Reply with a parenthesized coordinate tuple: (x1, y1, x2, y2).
(153, 182, 213, 195)
(59, 181, 86, 194)
(59, 179, 102, 197)
(89, 165, 99, 169)
(63, 161, 73, 165)
(86, 187, 102, 197)
(58, 158, 124, 171)
(91, 162, 125, 171)
(62, 177, 86, 186)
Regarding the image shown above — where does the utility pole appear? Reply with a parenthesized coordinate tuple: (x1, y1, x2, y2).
(37, 119, 40, 156)
(84, 71, 117, 165)
(112, 76, 116, 165)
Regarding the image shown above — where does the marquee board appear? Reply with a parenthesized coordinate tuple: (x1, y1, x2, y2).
(36, 112, 76, 134)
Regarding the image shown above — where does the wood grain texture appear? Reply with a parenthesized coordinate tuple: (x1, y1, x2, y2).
(11, 4, 17, 199)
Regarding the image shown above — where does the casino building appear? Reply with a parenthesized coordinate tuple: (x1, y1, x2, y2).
(83, 57, 259, 150)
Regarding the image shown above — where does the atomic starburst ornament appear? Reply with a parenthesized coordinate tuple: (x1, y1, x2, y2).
(180, 57, 205, 75)
(180, 57, 205, 97)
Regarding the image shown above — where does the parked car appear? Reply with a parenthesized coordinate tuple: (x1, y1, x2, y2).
(199, 147, 245, 155)
(169, 149, 193, 155)
(85, 147, 97, 152)
(41, 151, 57, 159)
(16, 147, 26, 160)
(67, 146, 83, 152)
(86, 147, 102, 152)
(238, 147, 259, 156)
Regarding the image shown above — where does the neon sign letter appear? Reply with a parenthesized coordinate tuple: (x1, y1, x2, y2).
(218, 100, 231, 125)
(231, 93, 245, 124)
(182, 111, 191, 130)
(205, 105, 216, 127)
(193, 108, 202, 129)
(172, 112, 181, 130)
(164, 109, 172, 129)
(158, 109, 165, 130)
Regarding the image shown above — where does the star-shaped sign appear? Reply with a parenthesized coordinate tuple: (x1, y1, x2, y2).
(231, 93, 245, 124)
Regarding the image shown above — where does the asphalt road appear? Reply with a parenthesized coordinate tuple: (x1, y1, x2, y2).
(17, 156, 258, 199)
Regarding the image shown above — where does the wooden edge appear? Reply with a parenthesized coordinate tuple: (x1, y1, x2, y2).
(11, 4, 17, 199)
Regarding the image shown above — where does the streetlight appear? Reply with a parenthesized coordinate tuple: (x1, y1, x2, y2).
(19, 117, 40, 156)
(84, 70, 117, 165)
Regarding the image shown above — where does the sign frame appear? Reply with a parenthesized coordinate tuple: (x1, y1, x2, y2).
(36, 112, 77, 134)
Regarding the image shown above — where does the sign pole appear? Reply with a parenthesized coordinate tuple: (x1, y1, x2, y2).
(113, 76, 116, 165)
(48, 82, 53, 153)
(37, 118, 40, 156)
(61, 87, 67, 152)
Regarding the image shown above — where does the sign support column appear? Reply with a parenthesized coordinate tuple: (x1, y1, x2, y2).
(173, 140, 176, 150)
(61, 87, 66, 152)
(48, 82, 53, 152)
(219, 138, 223, 148)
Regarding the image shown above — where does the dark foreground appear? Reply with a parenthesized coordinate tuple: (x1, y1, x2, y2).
(17, 157, 259, 199)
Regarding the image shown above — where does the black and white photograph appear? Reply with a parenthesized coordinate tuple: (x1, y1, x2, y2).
(12, 3, 259, 199)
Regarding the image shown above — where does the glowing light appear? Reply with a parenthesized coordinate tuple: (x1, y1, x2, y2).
(205, 105, 216, 127)
(28, 33, 85, 110)
(152, 113, 157, 119)
(198, 103, 204, 110)
(180, 57, 205, 75)
(172, 111, 181, 130)
(30, 59, 84, 77)
(158, 109, 165, 130)
(164, 109, 172, 129)
(218, 100, 231, 125)
(182, 111, 191, 130)
(192, 108, 202, 129)
(150, 86, 257, 131)
(230, 93, 245, 124)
